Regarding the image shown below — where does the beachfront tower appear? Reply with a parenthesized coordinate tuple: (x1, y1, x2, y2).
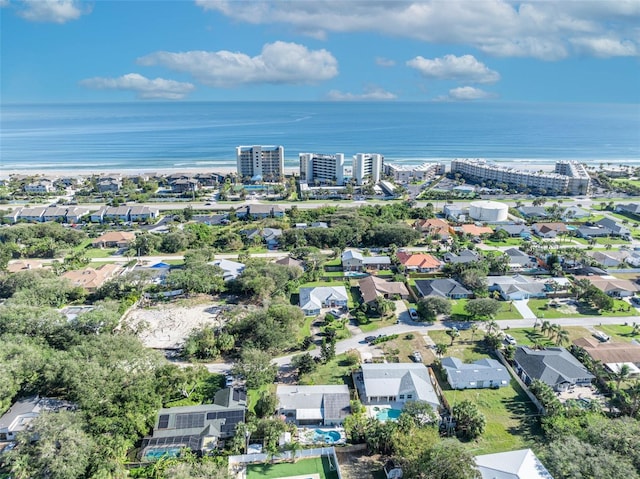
(299, 153, 345, 186)
(236, 145, 285, 182)
(353, 153, 383, 186)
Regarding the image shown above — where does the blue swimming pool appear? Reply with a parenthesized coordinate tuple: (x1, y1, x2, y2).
(313, 429, 342, 443)
(375, 408, 402, 421)
(143, 447, 181, 460)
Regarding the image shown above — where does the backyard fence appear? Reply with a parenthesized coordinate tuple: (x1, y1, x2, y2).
(495, 350, 545, 415)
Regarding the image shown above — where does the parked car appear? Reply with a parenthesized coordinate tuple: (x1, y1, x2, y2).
(410, 351, 423, 362)
(504, 334, 517, 345)
(329, 309, 343, 318)
(593, 330, 610, 342)
(225, 375, 234, 387)
(365, 336, 376, 343)
(408, 308, 419, 320)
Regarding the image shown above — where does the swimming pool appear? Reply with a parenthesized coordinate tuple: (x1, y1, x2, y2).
(313, 429, 342, 443)
(375, 408, 402, 422)
(143, 447, 181, 460)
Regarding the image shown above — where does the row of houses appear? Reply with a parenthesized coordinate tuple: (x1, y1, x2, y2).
(90, 205, 159, 223)
(4, 206, 90, 224)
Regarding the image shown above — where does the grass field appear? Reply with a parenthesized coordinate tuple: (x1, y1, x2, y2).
(596, 323, 640, 342)
(504, 326, 592, 347)
(441, 380, 540, 455)
(428, 329, 491, 363)
(358, 315, 398, 332)
(380, 332, 436, 364)
(528, 298, 634, 318)
(298, 353, 357, 386)
(483, 238, 526, 247)
(450, 299, 524, 321)
(246, 456, 339, 479)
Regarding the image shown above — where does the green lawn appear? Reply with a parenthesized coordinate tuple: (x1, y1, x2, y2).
(528, 298, 635, 318)
(504, 326, 592, 347)
(84, 247, 118, 258)
(358, 315, 398, 332)
(441, 380, 540, 455)
(298, 353, 356, 386)
(299, 280, 347, 288)
(296, 316, 315, 344)
(428, 330, 491, 363)
(597, 323, 640, 342)
(246, 456, 339, 479)
(247, 384, 276, 415)
(483, 238, 525, 247)
(450, 299, 523, 321)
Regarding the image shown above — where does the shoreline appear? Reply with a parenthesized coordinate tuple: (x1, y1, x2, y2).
(2, 160, 607, 179)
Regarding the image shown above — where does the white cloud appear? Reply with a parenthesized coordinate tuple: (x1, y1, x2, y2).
(16, 0, 88, 23)
(326, 86, 397, 101)
(437, 86, 495, 101)
(196, 0, 640, 60)
(80, 73, 195, 100)
(137, 41, 338, 87)
(570, 37, 638, 57)
(0, 0, 9, 7)
(407, 54, 500, 83)
(375, 57, 396, 67)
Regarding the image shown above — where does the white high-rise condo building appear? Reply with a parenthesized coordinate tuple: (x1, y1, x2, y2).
(299, 153, 345, 186)
(450, 159, 590, 195)
(236, 145, 285, 181)
(353, 153, 383, 186)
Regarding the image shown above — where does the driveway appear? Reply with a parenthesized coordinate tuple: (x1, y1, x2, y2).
(512, 299, 536, 320)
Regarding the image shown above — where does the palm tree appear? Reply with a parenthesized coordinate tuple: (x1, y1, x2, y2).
(541, 320, 551, 337)
(435, 343, 449, 357)
(615, 363, 631, 390)
(470, 323, 479, 341)
(447, 327, 460, 345)
(571, 278, 592, 300)
(485, 320, 499, 335)
(555, 328, 570, 346)
(550, 323, 561, 342)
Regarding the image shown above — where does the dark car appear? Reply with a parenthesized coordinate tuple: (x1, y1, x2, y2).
(365, 336, 376, 343)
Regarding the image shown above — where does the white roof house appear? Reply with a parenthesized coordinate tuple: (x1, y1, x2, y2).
(209, 259, 245, 282)
(299, 286, 348, 316)
(276, 385, 350, 425)
(358, 363, 440, 411)
(475, 448, 554, 479)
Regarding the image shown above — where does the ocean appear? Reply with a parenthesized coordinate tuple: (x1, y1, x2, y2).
(1, 101, 639, 173)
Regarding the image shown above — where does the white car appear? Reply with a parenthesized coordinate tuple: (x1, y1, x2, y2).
(225, 375, 234, 387)
(504, 334, 517, 345)
(408, 308, 419, 320)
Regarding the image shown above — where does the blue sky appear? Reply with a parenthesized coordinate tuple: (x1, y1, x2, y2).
(1, 0, 639, 103)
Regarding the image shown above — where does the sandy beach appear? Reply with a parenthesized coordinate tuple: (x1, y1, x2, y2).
(1, 166, 307, 179)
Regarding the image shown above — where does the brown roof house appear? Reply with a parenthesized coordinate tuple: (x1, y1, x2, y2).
(577, 275, 640, 298)
(62, 264, 121, 292)
(414, 218, 450, 240)
(92, 231, 136, 249)
(358, 275, 410, 305)
(532, 223, 568, 239)
(573, 336, 640, 376)
(396, 252, 442, 272)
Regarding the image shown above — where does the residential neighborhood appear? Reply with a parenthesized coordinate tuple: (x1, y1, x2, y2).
(2, 163, 640, 479)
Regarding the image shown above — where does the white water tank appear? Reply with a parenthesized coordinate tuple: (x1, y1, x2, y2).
(469, 200, 508, 222)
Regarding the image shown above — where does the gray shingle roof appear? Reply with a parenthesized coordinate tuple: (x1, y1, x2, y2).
(415, 278, 471, 298)
(441, 357, 511, 389)
(514, 346, 594, 387)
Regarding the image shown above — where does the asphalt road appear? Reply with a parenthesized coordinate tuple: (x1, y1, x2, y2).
(186, 311, 639, 375)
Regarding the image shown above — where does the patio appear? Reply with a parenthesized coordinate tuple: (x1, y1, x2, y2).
(556, 385, 607, 407)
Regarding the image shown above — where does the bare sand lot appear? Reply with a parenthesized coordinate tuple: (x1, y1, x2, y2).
(126, 296, 226, 350)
